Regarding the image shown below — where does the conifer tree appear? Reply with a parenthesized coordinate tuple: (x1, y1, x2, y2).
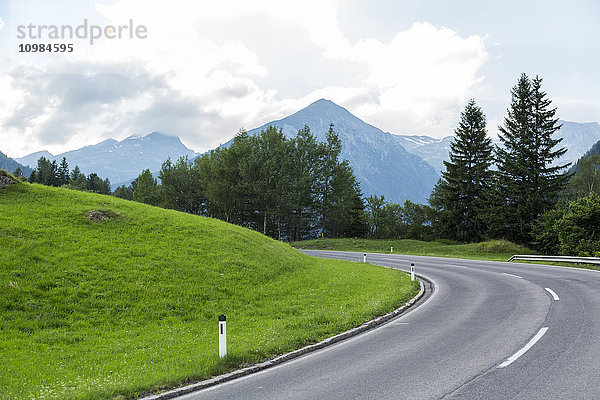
(71, 165, 82, 182)
(28, 169, 37, 183)
(50, 160, 59, 186)
(564, 155, 600, 200)
(101, 178, 111, 195)
(287, 126, 320, 241)
(159, 156, 205, 215)
(58, 157, 70, 185)
(492, 74, 569, 243)
(13, 167, 23, 179)
(34, 157, 55, 186)
(319, 124, 342, 236)
(86, 173, 104, 193)
(113, 184, 134, 200)
(69, 165, 87, 190)
(324, 160, 367, 238)
(133, 169, 161, 206)
(429, 99, 493, 242)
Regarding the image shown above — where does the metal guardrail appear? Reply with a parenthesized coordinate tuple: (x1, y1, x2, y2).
(508, 254, 600, 265)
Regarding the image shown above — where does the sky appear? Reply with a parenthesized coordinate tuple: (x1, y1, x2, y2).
(1, 0, 599, 158)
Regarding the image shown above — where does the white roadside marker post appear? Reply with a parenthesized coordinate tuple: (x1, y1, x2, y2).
(391, 246, 393, 253)
(410, 263, 415, 281)
(218, 314, 227, 358)
(363, 253, 367, 263)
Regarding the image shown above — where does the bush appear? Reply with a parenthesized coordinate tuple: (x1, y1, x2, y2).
(556, 193, 600, 256)
(532, 207, 563, 255)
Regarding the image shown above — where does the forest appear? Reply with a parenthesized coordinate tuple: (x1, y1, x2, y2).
(21, 73, 600, 256)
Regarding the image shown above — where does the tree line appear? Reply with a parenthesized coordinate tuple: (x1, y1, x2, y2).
(114, 125, 367, 240)
(28, 156, 111, 194)
(427, 73, 599, 256)
(18, 72, 599, 255)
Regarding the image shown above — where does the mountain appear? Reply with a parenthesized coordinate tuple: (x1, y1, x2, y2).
(569, 136, 600, 173)
(389, 120, 600, 174)
(583, 140, 600, 158)
(17, 132, 197, 186)
(242, 99, 439, 204)
(15, 150, 54, 168)
(392, 135, 453, 173)
(0, 151, 32, 177)
(555, 121, 600, 167)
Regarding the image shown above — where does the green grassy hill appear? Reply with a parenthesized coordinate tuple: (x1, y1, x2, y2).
(292, 238, 532, 261)
(0, 182, 418, 400)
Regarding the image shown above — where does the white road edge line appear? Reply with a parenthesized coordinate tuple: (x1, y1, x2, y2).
(545, 287, 560, 301)
(501, 272, 522, 279)
(444, 264, 470, 269)
(497, 327, 549, 368)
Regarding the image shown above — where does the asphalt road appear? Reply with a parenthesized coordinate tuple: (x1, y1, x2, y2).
(178, 251, 600, 400)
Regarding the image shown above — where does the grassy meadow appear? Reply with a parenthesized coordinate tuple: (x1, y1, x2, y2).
(0, 182, 419, 400)
(292, 238, 533, 262)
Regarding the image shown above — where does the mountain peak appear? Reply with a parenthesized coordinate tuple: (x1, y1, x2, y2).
(123, 132, 173, 142)
(303, 98, 353, 115)
(97, 138, 118, 145)
(244, 98, 439, 204)
(308, 98, 336, 107)
(145, 131, 171, 139)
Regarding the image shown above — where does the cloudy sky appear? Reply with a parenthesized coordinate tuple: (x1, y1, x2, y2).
(1, 0, 599, 158)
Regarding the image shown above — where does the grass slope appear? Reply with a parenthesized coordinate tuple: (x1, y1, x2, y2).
(292, 238, 532, 262)
(0, 183, 419, 400)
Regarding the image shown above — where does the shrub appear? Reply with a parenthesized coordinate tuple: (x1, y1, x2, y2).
(532, 207, 563, 255)
(556, 193, 600, 256)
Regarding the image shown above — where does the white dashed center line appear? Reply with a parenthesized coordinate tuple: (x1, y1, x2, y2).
(444, 264, 470, 269)
(497, 327, 549, 368)
(545, 287, 560, 301)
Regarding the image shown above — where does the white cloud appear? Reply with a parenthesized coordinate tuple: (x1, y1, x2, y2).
(0, 17, 5, 31)
(1, 0, 489, 157)
(292, 21, 488, 136)
(555, 97, 600, 124)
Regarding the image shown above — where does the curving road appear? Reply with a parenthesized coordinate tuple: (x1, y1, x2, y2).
(178, 251, 600, 399)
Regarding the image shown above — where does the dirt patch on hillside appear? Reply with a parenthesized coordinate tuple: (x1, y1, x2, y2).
(87, 209, 120, 223)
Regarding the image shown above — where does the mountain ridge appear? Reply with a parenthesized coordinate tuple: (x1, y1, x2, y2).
(16, 132, 197, 186)
(0, 151, 32, 177)
(243, 99, 440, 204)
(14, 101, 599, 201)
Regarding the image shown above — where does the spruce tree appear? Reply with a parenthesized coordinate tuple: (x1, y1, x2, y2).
(86, 173, 104, 192)
(69, 165, 87, 190)
(28, 169, 37, 183)
(58, 157, 70, 185)
(429, 99, 493, 242)
(531, 75, 570, 198)
(319, 124, 342, 236)
(324, 160, 367, 238)
(113, 184, 134, 200)
(101, 178, 111, 195)
(35, 157, 54, 186)
(71, 165, 82, 182)
(288, 126, 320, 241)
(493, 73, 569, 244)
(50, 160, 59, 186)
